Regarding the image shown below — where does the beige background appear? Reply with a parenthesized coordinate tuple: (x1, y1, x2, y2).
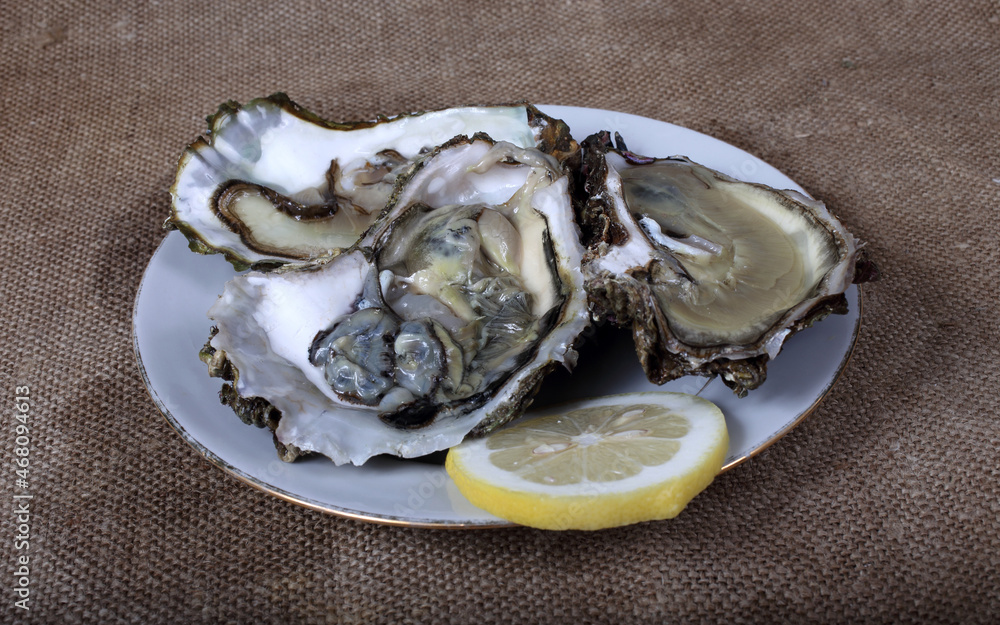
(2, 0, 998, 622)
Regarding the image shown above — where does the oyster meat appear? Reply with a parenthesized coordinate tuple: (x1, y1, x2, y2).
(206, 135, 590, 465)
(171, 98, 875, 467)
(167, 94, 575, 270)
(580, 132, 864, 396)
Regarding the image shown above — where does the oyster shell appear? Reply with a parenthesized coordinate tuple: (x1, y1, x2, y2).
(206, 135, 590, 465)
(580, 131, 864, 396)
(167, 94, 576, 270)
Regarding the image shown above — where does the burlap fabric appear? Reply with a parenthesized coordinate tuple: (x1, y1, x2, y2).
(2, 0, 997, 622)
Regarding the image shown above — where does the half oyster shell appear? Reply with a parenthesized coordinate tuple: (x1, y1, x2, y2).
(167, 94, 576, 270)
(206, 135, 590, 465)
(580, 131, 864, 396)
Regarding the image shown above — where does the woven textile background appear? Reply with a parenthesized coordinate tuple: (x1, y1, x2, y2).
(2, 0, 998, 622)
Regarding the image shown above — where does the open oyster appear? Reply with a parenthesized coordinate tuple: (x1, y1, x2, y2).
(166, 94, 575, 270)
(580, 132, 864, 396)
(205, 135, 589, 465)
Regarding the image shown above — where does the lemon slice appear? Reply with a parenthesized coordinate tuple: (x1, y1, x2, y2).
(446, 392, 728, 530)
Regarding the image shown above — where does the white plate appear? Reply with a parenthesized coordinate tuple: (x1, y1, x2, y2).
(133, 106, 861, 528)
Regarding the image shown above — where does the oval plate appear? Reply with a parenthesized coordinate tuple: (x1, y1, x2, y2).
(133, 106, 861, 528)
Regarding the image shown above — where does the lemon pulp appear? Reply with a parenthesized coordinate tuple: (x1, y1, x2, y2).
(446, 392, 729, 530)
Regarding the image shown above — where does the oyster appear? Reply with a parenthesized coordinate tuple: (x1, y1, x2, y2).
(580, 132, 864, 396)
(167, 94, 576, 270)
(205, 135, 590, 465)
